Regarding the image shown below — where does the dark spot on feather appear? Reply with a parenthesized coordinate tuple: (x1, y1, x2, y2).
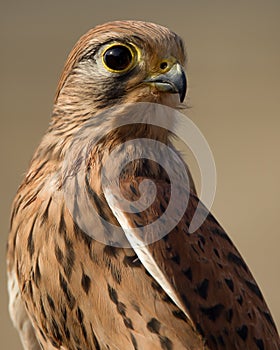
(73, 221, 92, 249)
(50, 338, 59, 348)
(207, 213, 219, 225)
(151, 280, 162, 293)
(81, 323, 88, 341)
(40, 298, 47, 319)
(85, 175, 113, 222)
(107, 284, 118, 304)
(245, 280, 263, 300)
(217, 335, 225, 346)
(198, 234, 206, 245)
(182, 294, 191, 310)
(51, 318, 63, 342)
(61, 305, 67, 321)
(209, 335, 217, 346)
(59, 211, 67, 236)
(12, 229, 18, 250)
(63, 236, 75, 280)
(34, 257, 41, 286)
(191, 244, 199, 255)
(236, 325, 248, 341)
(171, 253, 180, 265)
(195, 279, 209, 299)
(195, 323, 205, 337)
(117, 302, 126, 316)
(200, 303, 225, 321)
(225, 278, 234, 292)
(162, 294, 173, 304)
(39, 327, 47, 341)
(16, 261, 21, 281)
(103, 245, 119, 258)
(47, 294, 55, 311)
(90, 323, 101, 350)
(198, 239, 205, 252)
(28, 281, 33, 300)
(213, 248, 220, 258)
(81, 272, 91, 294)
(129, 184, 138, 196)
(41, 197, 52, 225)
(124, 317, 134, 329)
(263, 310, 277, 331)
(159, 335, 173, 350)
(212, 227, 232, 243)
(110, 264, 122, 284)
(130, 333, 138, 350)
(160, 203, 166, 213)
(237, 295, 243, 305)
(147, 318, 161, 334)
(226, 308, 233, 323)
(23, 191, 39, 209)
(76, 307, 84, 323)
(27, 219, 35, 259)
(55, 245, 64, 264)
(65, 327, 70, 340)
(59, 273, 75, 309)
(123, 254, 142, 267)
(182, 267, 193, 281)
(172, 310, 187, 321)
(31, 160, 48, 179)
(254, 338, 264, 350)
(227, 252, 248, 272)
(133, 219, 144, 228)
(11, 199, 20, 218)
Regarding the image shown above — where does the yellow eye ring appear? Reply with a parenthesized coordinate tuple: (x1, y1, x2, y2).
(102, 42, 140, 73)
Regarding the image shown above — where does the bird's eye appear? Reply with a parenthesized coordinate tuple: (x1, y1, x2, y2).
(102, 44, 136, 73)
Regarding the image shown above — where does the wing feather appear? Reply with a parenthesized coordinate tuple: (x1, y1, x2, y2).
(109, 176, 280, 349)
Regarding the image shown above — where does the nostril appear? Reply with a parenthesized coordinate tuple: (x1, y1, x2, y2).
(160, 61, 168, 70)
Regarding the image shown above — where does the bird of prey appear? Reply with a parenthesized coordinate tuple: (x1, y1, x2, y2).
(7, 20, 280, 350)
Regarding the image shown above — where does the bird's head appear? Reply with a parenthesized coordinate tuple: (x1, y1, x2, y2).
(54, 20, 187, 115)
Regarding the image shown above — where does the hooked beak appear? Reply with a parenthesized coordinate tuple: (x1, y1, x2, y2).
(144, 63, 187, 102)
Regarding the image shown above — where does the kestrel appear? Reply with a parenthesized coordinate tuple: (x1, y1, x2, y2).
(7, 20, 280, 350)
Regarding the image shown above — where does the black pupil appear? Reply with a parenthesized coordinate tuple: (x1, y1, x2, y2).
(104, 45, 132, 71)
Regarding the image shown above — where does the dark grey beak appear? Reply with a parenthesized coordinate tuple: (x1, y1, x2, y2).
(144, 63, 187, 102)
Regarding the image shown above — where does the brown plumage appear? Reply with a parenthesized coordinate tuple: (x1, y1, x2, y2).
(7, 20, 279, 350)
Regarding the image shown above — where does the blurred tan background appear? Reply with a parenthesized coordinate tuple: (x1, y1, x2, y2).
(1, 1, 279, 348)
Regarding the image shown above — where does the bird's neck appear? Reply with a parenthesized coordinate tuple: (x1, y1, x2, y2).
(25, 101, 177, 190)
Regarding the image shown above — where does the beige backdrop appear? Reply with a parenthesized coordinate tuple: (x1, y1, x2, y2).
(1, 1, 279, 348)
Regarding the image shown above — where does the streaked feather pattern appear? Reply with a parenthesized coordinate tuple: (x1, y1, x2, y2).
(7, 20, 279, 350)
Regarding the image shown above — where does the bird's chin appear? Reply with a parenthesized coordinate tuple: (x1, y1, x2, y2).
(123, 86, 185, 109)
(158, 92, 185, 109)
(146, 85, 185, 108)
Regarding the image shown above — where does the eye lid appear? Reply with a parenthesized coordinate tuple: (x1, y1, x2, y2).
(101, 41, 140, 73)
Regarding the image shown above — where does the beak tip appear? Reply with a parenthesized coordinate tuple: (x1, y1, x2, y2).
(179, 68, 187, 102)
(180, 90, 186, 103)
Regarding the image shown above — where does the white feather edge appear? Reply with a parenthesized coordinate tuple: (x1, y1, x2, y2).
(8, 272, 94, 350)
(107, 196, 192, 323)
(7, 271, 42, 350)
